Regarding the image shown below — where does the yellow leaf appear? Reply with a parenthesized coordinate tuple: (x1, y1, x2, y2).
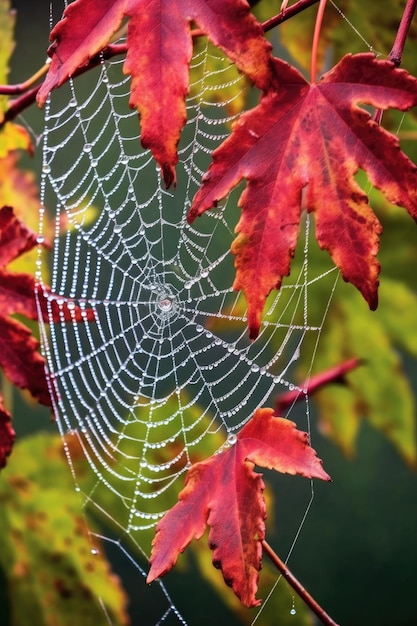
(0, 121, 32, 157)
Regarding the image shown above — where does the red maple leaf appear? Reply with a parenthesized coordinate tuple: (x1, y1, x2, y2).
(147, 408, 330, 607)
(0, 396, 15, 469)
(188, 53, 417, 339)
(36, 0, 272, 187)
(0, 206, 95, 463)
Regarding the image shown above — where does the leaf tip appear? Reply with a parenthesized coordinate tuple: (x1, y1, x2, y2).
(162, 163, 176, 189)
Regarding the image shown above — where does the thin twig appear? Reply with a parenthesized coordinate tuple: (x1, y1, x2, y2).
(0, 63, 50, 96)
(372, 0, 417, 123)
(191, 0, 320, 38)
(262, 0, 320, 31)
(388, 0, 417, 66)
(0, 43, 127, 127)
(262, 540, 340, 626)
(2, 85, 41, 124)
(275, 357, 362, 414)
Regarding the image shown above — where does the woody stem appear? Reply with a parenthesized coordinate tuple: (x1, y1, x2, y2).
(388, 0, 417, 66)
(262, 540, 340, 626)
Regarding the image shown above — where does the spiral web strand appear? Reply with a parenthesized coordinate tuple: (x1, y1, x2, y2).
(35, 14, 340, 626)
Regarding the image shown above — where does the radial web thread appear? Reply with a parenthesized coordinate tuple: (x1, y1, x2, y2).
(36, 30, 339, 626)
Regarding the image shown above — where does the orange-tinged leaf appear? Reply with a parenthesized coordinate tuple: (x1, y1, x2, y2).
(0, 122, 33, 158)
(0, 153, 55, 279)
(0, 395, 15, 469)
(189, 53, 417, 338)
(36, 0, 272, 186)
(0, 206, 94, 411)
(0, 204, 37, 266)
(0, 315, 51, 406)
(147, 408, 330, 607)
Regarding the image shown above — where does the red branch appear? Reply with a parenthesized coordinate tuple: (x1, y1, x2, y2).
(262, 540, 340, 626)
(0, 44, 127, 126)
(372, 0, 416, 124)
(262, 0, 319, 32)
(275, 358, 362, 414)
(388, 0, 417, 66)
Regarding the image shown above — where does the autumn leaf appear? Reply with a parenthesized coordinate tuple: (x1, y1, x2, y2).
(36, 0, 272, 188)
(0, 202, 38, 264)
(0, 206, 94, 411)
(188, 53, 417, 339)
(0, 396, 14, 469)
(0, 433, 129, 625)
(147, 408, 330, 607)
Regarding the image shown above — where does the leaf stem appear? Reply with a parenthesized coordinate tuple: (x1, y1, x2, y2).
(262, 540, 340, 626)
(262, 0, 320, 32)
(388, 0, 417, 66)
(310, 0, 327, 83)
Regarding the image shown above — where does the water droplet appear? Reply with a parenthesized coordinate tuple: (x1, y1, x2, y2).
(119, 155, 129, 165)
(42, 164, 51, 174)
(227, 433, 237, 446)
(69, 98, 77, 108)
(36, 235, 45, 244)
(290, 608, 296, 615)
(196, 325, 203, 333)
(83, 143, 92, 153)
(91, 159, 98, 167)
(91, 548, 99, 555)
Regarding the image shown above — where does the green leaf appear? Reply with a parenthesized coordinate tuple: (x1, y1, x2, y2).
(308, 283, 417, 466)
(378, 278, 417, 356)
(0, 433, 129, 626)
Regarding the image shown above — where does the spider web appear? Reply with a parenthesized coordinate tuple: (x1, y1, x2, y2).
(35, 12, 340, 626)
